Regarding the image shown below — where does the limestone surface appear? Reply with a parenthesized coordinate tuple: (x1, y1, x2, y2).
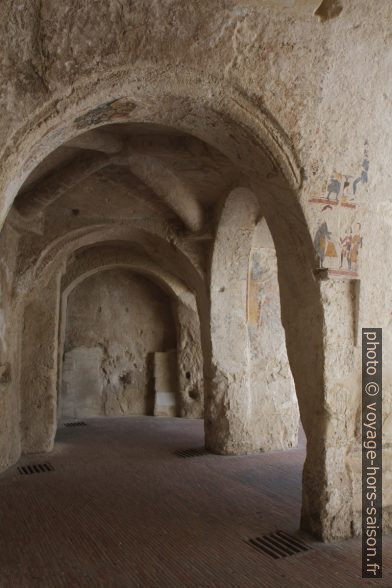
(0, 0, 390, 544)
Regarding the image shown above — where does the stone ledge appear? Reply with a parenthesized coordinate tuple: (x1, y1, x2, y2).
(314, 268, 360, 281)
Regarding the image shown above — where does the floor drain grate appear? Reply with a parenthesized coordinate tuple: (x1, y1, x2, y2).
(64, 421, 87, 427)
(246, 530, 311, 559)
(175, 447, 209, 458)
(18, 463, 54, 476)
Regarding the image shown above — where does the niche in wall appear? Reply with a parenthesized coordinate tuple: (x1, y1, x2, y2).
(60, 268, 177, 419)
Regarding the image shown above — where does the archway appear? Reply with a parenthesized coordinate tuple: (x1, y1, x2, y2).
(60, 268, 178, 420)
(18, 238, 205, 453)
(0, 78, 340, 540)
(209, 187, 299, 454)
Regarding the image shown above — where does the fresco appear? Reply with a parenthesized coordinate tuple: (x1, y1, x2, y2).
(311, 142, 367, 278)
(74, 98, 136, 129)
(247, 249, 264, 326)
(310, 142, 369, 209)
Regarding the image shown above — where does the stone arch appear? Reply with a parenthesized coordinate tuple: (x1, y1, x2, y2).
(0, 67, 302, 228)
(20, 245, 204, 454)
(15, 222, 212, 426)
(14, 148, 204, 232)
(16, 223, 206, 299)
(209, 186, 299, 451)
(0, 70, 344, 540)
(207, 184, 332, 540)
(59, 250, 204, 420)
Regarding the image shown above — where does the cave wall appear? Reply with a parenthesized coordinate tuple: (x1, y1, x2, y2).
(0, 0, 391, 542)
(60, 269, 176, 419)
(0, 223, 20, 470)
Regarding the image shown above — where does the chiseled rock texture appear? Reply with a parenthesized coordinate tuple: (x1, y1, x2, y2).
(61, 269, 176, 419)
(0, 0, 390, 544)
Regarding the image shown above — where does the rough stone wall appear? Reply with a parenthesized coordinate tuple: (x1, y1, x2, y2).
(0, 0, 390, 542)
(61, 269, 176, 418)
(20, 273, 60, 453)
(14, 238, 204, 454)
(58, 245, 205, 420)
(0, 223, 20, 469)
(175, 301, 204, 419)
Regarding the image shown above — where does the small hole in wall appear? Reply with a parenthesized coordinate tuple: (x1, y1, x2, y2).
(71, 208, 80, 216)
(185, 371, 191, 380)
(97, 306, 102, 313)
(120, 372, 132, 385)
(219, 287, 225, 292)
(189, 389, 199, 400)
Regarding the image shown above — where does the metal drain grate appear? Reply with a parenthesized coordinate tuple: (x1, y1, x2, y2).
(246, 530, 311, 559)
(64, 421, 87, 427)
(175, 447, 209, 458)
(18, 463, 54, 476)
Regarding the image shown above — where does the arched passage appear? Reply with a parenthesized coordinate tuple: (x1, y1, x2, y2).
(19, 241, 204, 454)
(0, 76, 347, 541)
(59, 247, 204, 421)
(60, 268, 178, 420)
(209, 187, 299, 454)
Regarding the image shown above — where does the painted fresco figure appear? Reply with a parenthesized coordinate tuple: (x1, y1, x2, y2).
(314, 221, 330, 268)
(326, 172, 341, 201)
(250, 251, 263, 280)
(349, 223, 362, 272)
(340, 227, 352, 270)
(341, 176, 354, 203)
(313, 221, 336, 268)
(314, 204, 338, 268)
(353, 144, 369, 195)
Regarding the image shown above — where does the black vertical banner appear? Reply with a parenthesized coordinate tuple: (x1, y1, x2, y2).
(362, 328, 382, 578)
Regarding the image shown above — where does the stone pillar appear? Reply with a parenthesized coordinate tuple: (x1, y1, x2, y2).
(0, 313, 20, 470)
(207, 188, 258, 454)
(175, 301, 204, 418)
(0, 223, 22, 471)
(207, 194, 300, 454)
(303, 277, 358, 541)
(247, 219, 299, 450)
(20, 274, 60, 453)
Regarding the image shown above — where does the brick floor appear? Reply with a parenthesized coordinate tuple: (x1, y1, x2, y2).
(0, 416, 390, 587)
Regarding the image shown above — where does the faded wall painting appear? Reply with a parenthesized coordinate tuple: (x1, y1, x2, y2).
(311, 142, 368, 278)
(74, 98, 136, 129)
(247, 248, 264, 326)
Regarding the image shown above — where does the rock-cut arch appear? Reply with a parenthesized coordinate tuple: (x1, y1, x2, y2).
(209, 187, 299, 454)
(0, 69, 347, 541)
(19, 246, 204, 453)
